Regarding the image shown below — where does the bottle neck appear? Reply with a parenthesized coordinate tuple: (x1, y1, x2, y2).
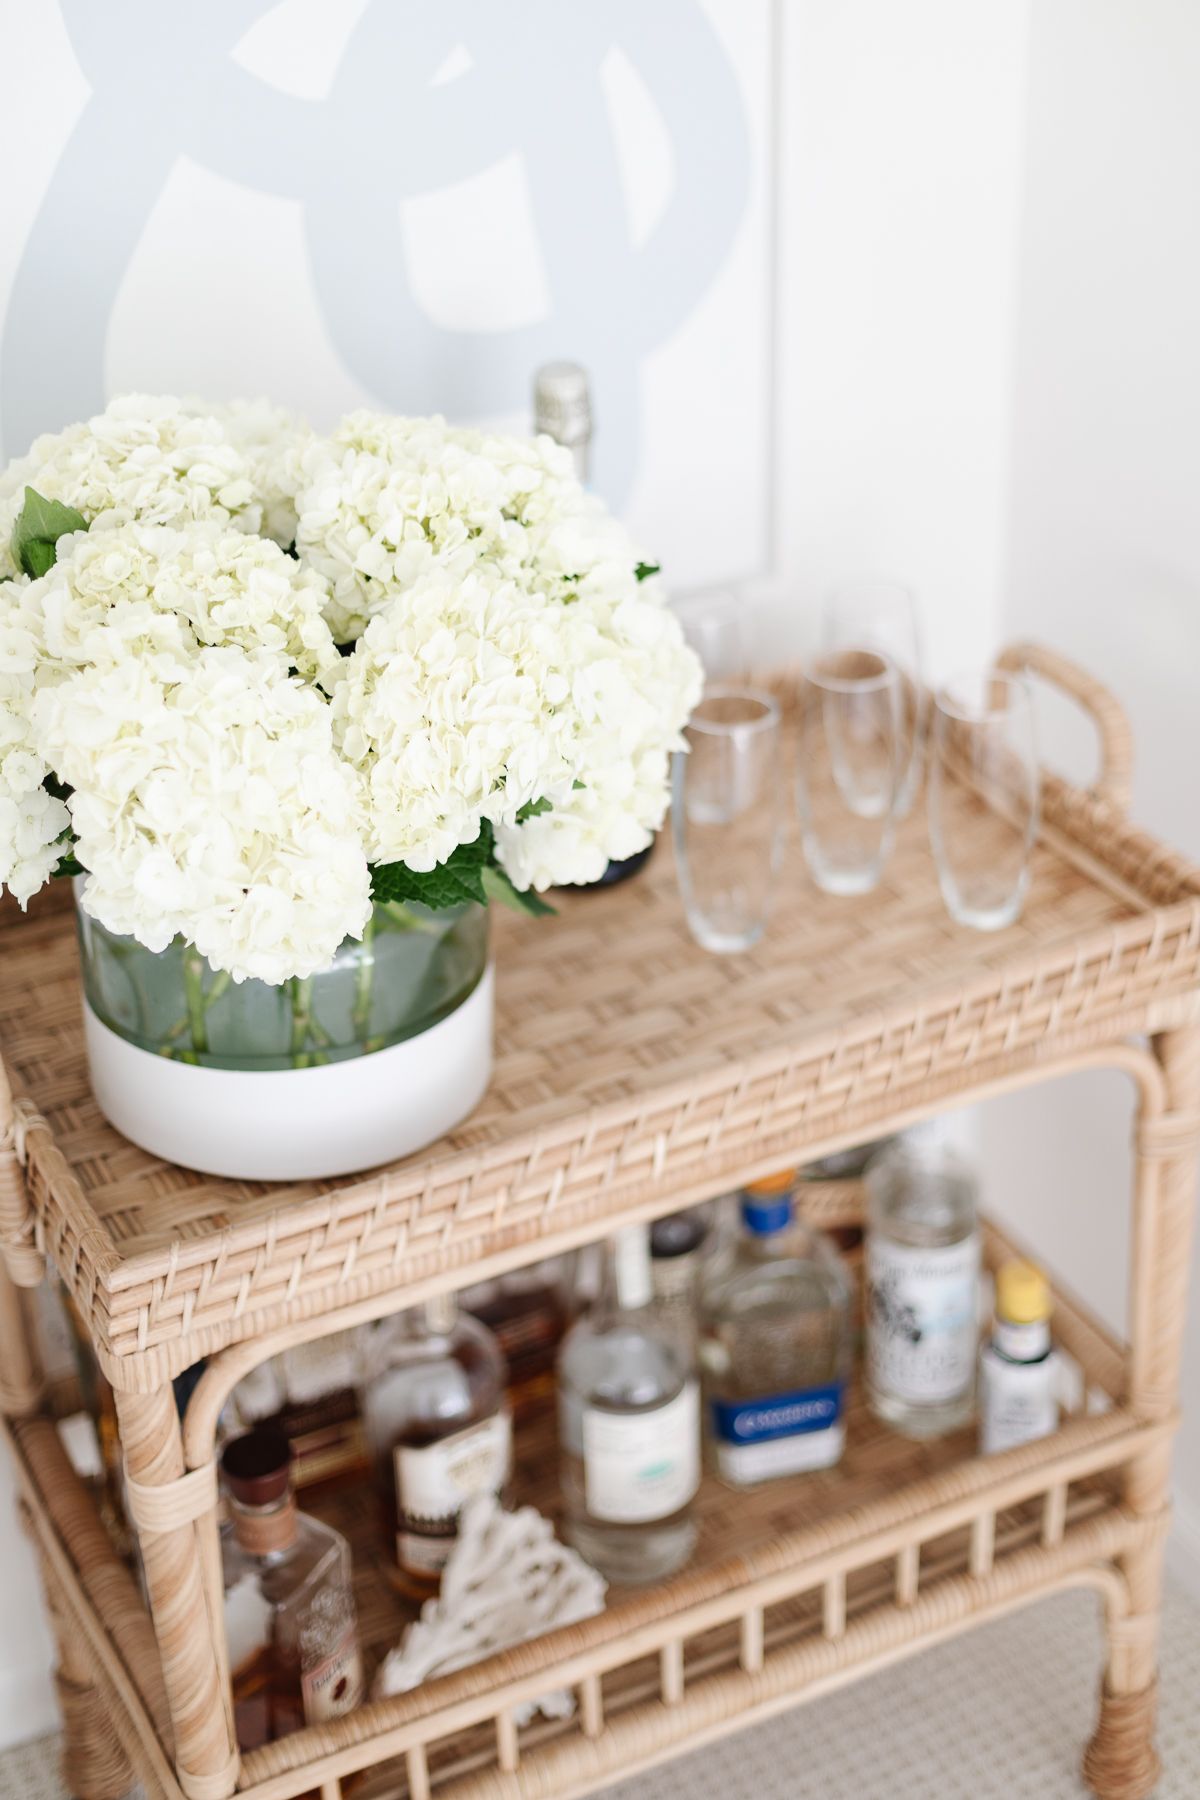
(422, 1292, 458, 1336)
(604, 1224, 653, 1312)
(992, 1316, 1051, 1362)
(231, 1491, 299, 1557)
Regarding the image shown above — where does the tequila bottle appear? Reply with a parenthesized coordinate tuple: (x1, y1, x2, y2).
(700, 1173, 851, 1484)
(360, 1294, 511, 1597)
(865, 1121, 981, 1437)
(221, 1425, 364, 1752)
(558, 1223, 700, 1582)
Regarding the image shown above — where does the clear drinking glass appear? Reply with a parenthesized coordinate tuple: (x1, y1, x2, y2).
(796, 650, 900, 895)
(822, 579, 924, 816)
(674, 591, 750, 685)
(672, 687, 782, 953)
(928, 671, 1039, 930)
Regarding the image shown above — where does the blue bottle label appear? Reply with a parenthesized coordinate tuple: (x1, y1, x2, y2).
(710, 1383, 845, 1483)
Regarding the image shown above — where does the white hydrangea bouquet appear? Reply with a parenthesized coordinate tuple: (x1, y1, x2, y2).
(0, 395, 700, 1179)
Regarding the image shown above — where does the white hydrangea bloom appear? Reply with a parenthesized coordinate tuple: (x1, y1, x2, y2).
(27, 516, 338, 683)
(35, 645, 371, 983)
(293, 412, 585, 642)
(186, 396, 311, 549)
(0, 578, 70, 903)
(329, 563, 579, 869)
(332, 555, 701, 888)
(0, 393, 263, 580)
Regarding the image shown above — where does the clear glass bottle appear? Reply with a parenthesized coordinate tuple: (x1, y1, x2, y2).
(865, 1121, 981, 1437)
(360, 1294, 511, 1598)
(220, 1425, 364, 1753)
(979, 1260, 1059, 1455)
(700, 1173, 851, 1484)
(558, 1223, 700, 1583)
(461, 1258, 571, 1419)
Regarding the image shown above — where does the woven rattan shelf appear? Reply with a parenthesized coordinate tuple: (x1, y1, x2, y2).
(1, 643, 1198, 1800)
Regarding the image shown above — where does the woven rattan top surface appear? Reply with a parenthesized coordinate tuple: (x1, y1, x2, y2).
(4, 746, 1200, 1383)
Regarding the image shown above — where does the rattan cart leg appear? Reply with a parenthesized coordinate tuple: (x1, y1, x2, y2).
(1084, 1022, 1200, 1800)
(114, 1385, 238, 1800)
(39, 1537, 137, 1800)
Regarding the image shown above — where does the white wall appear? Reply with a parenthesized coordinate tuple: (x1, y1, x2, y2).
(981, 0, 1200, 1590)
(0, 0, 1113, 1750)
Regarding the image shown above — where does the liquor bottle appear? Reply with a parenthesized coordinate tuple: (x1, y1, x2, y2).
(228, 1330, 370, 1499)
(532, 359, 653, 888)
(557, 1223, 700, 1583)
(360, 1294, 511, 1598)
(221, 1425, 364, 1752)
(461, 1258, 571, 1419)
(865, 1121, 981, 1437)
(979, 1260, 1059, 1455)
(649, 1208, 712, 1347)
(699, 1173, 851, 1484)
(533, 360, 592, 484)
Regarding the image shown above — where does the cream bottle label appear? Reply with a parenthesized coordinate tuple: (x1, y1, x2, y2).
(582, 1381, 700, 1523)
(394, 1411, 511, 1573)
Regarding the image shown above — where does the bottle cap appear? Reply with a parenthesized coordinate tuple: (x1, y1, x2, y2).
(740, 1193, 793, 1236)
(221, 1424, 293, 1507)
(744, 1169, 798, 1197)
(533, 361, 592, 445)
(995, 1260, 1051, 1326)
(650, 1210, 708, 1259)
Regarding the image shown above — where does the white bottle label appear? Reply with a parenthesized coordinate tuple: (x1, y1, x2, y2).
(979, 1345, 1059, 1454)
(866, 1234, 980, 1404)
(394, 1411, 512, 1574)
(582, 1382, 700, 1524)
(301, 1623, 364, 1723)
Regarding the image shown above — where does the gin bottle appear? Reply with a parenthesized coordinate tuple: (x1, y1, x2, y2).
(360, 1294, 511, 1598)
(558, 1223, 700, 1582)
(700, 1173, 851, 1484)
(865, 1121, 981, 1437)
(221, 1425, 364, 1750)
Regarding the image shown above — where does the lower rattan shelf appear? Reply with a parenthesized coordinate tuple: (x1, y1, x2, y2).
(5, 1220, 1170, 1800)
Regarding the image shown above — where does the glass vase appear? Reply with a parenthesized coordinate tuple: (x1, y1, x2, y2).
(75, 890, 493, 1181)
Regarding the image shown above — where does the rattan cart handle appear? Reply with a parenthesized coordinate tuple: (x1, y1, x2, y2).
(996, 640, 1134, 812)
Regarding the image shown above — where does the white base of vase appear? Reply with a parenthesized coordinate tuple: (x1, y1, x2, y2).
(81, 965, 495, 1181)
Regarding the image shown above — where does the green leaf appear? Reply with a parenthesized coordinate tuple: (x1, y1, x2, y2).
(634, 560, 661, 582)
(370, 826, 493, 910)
(515, 795, 553, 824)
(11, 488, 88, 579)
(482, 865, 556, 917)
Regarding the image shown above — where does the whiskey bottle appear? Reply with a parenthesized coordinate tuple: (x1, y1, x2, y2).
(360, 1294, 511, 1598)
(558, 1223, 700, 1583)
(228, 1329, 370, 1499)
(221, 1425, 364, 1752)
(461, 1258, 570, 1418)
(700, 1173, 851, 1484)
(865, 1121, 981, 1437)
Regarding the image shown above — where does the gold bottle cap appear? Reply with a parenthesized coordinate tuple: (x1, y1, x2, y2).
(996, 1259, 1051, 1326)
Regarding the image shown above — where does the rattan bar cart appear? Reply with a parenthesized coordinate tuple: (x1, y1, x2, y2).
(0, 642, 1197, 1800)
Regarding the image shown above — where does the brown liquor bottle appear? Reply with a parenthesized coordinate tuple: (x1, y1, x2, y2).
(361, 1293, 511, 1599)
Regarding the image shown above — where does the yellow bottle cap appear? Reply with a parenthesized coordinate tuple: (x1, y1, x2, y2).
(996, 1259, 1051, 1326)
(745, 1168, 798, 1197)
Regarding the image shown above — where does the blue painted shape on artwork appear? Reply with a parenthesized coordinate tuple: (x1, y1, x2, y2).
(2, 0, 750, 503)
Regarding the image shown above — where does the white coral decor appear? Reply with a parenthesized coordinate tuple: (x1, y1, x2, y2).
(0, 395, 701, 984)
(373, 1495, 606, 1723)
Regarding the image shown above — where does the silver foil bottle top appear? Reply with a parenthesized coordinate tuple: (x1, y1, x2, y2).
(533, 361, 593, 473)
